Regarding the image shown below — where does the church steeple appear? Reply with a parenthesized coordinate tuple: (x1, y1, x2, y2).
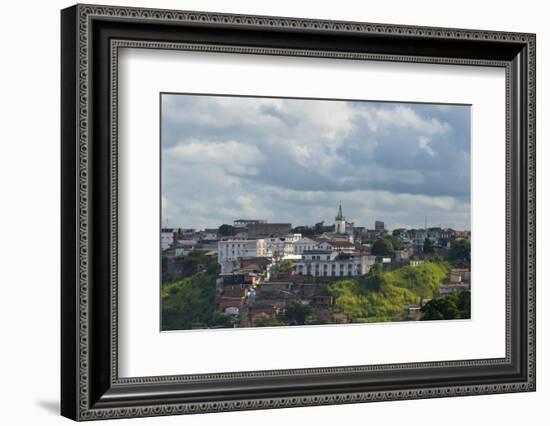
(334, 202, 346, 234)
(335, 202, 345, 221)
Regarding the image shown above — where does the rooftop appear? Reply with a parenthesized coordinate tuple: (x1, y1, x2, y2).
(302, 250, 333, 255)
(325, 240, 355, 248)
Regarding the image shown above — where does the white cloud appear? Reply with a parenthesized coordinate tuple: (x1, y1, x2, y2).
(361, 105, 450, 134)
(418, 136, 436, 157)
(167, 139, 263, 176)
(163, 95, 285, 132)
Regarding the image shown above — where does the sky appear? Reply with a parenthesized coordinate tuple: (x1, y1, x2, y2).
(161, 93, 471, 231)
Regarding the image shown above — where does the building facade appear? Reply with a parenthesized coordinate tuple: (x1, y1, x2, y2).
(161, 228, 175, 250)
(247, 223, 292, 238)
(218, 239, 268, 273)
(295, 250, 375, 277)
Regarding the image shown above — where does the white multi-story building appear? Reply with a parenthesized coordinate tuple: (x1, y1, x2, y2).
(317, 240, 355, 253)
(293, 237, 318, 255)
(218, 239, 268, 273)
(285, 233, 303, 243)
(161, 228, 175, 250)
(295, 250, 375, 277)
(265, 237, 295, 259)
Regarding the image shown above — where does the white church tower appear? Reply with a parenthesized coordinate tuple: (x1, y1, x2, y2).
(334, 203, 347, 234)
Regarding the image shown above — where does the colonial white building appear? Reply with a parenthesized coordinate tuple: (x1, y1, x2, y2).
(293, 237, 318, 255)
(264, 237, 295, 259)
(295, 250, 375, 277)
(317, 240, 355, 253)
(217, 239, 268, 273)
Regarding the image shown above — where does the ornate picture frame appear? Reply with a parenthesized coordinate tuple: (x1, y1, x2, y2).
(61, 4, 535, 421)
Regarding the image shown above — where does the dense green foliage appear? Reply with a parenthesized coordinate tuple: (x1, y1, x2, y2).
(218, 224, 237, 236)
(268, 259, 296, 279)
(292, 226, 315, 237)
(279, 259, 296, 272)
(253, 316, 286, 327)
(423, 237, 435, 254)
(161, 252, 219, 330)
(450, 239, 471, 261)
(284, 301, 314, 325)
(385, 261, 450, 298)
(252, 303, 316, 327)
(162, 250, 218, 284)
(325, 261, 451, 323)
(386, 235, 403, 251)
(372, 238, 395, 256)
(421, 290, 471, 320)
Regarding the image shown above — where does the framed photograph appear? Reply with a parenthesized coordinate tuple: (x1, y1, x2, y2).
(61, 4, 536, 421)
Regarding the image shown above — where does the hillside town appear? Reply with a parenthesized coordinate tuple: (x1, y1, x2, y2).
(161, 204, 471, 330)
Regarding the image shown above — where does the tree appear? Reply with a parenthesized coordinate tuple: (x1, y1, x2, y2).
(162, 255, 173, 283)
(386, 235, 403, 251)
(279, 259, 296, 273)
(420, 290, 470, 321)
(253, 316, 286, 327)
(423, 237, 435, 254)
(420, 297, 459, 320)
(187, 249, 207, 258)
(450, 239, 471, 261)
(372, 238, 394, 256)
(292, 226, 314, 236)
(284, 301, 314, 325)
(208, 311, 236, 328)
(163, 250, 218, 284)
(161, 270, 218, 330)
(218, 224, 237, 237)
(456, 290, 471, 318)
(392, 228, 406, 237)
(360, 265, 386, 292)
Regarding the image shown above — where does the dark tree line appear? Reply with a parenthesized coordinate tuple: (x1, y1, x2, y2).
(421, 290, 471, 320)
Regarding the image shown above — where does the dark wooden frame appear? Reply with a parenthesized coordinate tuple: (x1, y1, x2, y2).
(61, 4, 536, 421)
